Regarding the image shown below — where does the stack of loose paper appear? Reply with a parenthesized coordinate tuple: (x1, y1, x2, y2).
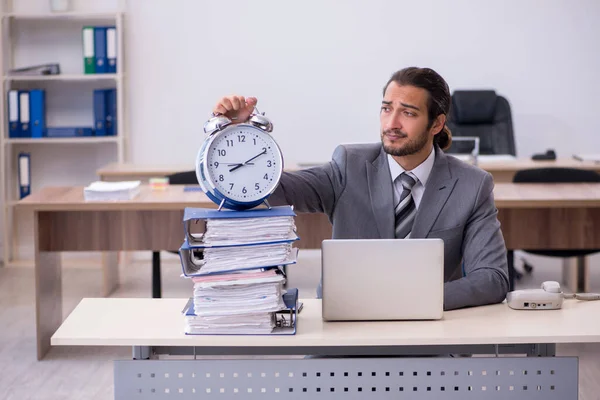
(203, 215, 297, 244)
(83, 180, 141, 201)
(185, 269, 286, 334)
(179, 205, 299, 335)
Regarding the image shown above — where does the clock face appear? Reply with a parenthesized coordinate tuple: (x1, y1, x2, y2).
(204, 125, 283, 204)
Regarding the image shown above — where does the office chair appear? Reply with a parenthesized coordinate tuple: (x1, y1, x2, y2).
(507, 167, 600, 290)
(151, 170, 198, 298)
(446, 90, 516, 156)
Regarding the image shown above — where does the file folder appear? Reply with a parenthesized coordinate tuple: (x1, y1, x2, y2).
(8, 90, 20, 138)
(46, 127, 94, 137)
(82, 26, 95, 74)
(18, 91, 30, 137)
(183, 288, 299, 335)
(93, 89, 106, 136)
(10, 63, 60, 76)
(18, 152, 31, 198)
(106, 27, 117, 73)
(183, 206, 298, 247)
(105, 88, 117, 136)
(179, 239, 299, 277)
(29, 89, 46, 138)
(94, 27, 107, 73)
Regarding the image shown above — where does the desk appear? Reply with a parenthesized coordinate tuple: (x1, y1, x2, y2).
(52, 298, 600, 399)
(97, 159, 600, 183)
(17, 183, 600, 360)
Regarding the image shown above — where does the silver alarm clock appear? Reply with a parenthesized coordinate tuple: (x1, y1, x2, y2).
(196, 110, 284, 211)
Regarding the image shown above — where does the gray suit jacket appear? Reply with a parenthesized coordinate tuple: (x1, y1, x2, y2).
(269, 143, 509, 310)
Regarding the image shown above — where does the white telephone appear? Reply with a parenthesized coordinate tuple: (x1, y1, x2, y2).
(507, 281, 600, 310)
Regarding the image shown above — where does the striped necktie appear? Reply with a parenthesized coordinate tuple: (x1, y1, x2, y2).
(394, 173, 417, 238)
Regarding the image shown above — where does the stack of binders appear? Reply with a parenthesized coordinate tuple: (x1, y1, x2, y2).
(82, 26, 117, 74)
(7, 88, 117, 138)
(179, 206, 300, 335)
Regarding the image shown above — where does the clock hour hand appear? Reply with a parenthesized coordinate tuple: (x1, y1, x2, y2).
(226, 162, 254, 172)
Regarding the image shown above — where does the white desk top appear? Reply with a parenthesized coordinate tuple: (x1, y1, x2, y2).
(52, 298, 600, 347)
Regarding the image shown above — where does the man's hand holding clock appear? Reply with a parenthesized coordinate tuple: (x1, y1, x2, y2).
(213, 95, 258, 124)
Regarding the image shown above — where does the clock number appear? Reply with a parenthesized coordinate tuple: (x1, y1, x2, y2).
(218, 149, 226, 156)
(253, 138, 257, 145)
(226, 140, 233, 147)
(214, 161, 219, 168)
(238, 135, 246, 142)
(263, 173, 269, 180)
(242, 187, 247, 194)
(229, 183, 234, 190)
(267, 160, 272, 167)
(219, 174, 224, 181)
(255, 183, 260, 190)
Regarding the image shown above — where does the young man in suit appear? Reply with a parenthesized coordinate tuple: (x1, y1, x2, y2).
(212, 67, 509, 310)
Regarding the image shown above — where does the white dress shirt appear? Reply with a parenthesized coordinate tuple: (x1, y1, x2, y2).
(387, 146, 436, 209)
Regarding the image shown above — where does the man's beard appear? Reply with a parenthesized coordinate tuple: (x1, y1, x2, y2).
(381, 128, 429, 156)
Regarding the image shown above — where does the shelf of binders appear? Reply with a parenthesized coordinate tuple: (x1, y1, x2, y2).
(3, 74, 122, 82)
(4, 136, 119, 145)
(2, 12, 121, 21)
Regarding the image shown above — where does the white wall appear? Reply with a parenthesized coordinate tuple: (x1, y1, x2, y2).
(4, 0, 600, 261)
(125, 0, 600, 165)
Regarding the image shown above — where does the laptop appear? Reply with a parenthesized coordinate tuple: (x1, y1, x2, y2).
(321, 239, 444, 321)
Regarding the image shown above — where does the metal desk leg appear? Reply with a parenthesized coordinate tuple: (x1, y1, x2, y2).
(152, 252, 161, 298)
(132, 346, 152, 360)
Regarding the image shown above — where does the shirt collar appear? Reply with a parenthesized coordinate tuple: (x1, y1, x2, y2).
(387, 146, 436, 186)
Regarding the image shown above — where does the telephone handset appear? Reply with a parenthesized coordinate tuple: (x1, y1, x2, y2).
(507, 281, 600, 310)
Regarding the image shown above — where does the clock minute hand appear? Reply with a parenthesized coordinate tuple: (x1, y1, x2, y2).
(229, 149, 267, 172)
(243, 148, 268, 165)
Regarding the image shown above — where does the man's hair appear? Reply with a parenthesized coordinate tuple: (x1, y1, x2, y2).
(383, 67, 452, 151)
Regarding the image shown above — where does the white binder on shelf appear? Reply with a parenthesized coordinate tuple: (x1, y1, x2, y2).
(8, 90, 20, 138)
(18, 152, 31, 199)
(18, 91, 30, 137)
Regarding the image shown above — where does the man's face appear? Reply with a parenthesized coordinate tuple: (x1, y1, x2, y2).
(380, 82, 433, 157)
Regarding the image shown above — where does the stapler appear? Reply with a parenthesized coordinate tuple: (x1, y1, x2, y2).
(531, 149, 556, 161)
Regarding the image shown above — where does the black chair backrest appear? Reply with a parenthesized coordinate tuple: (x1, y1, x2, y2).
(167, 170, 198, 185)
(513, 168, 600, 183)
(446, 90, 516, 156)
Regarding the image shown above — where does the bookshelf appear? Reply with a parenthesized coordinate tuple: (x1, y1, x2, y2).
(0, 1, 127, 266)
(4, 73, 122, 81)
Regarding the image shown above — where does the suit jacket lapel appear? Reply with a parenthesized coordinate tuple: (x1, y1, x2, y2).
(411, 146, 458, 238)
(367, 147, 395, 238)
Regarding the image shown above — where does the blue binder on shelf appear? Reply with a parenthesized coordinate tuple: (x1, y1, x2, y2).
(183, 288, 300, 336)
(93, 89, 107, 136)
(18, 152, 31, 199)
(29, 89, 45, 138)
(106, 27, 117, 73)
(178, 238, 299, 277)
(94, 27, 107, 73)
(8, 90, 20, 138)
(18, 91, 30, 137)
(183, 206, 298, 247)
(105, 88, 117, 136)
(46, 127, 94, 137)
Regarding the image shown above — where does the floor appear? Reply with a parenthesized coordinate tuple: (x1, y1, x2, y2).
(1, 250, 599, 400)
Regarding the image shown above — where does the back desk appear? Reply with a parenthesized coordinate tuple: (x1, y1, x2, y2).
(97, 158, 600, 184)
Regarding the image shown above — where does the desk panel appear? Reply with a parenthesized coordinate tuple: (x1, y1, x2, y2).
(498, 208, 600, 250)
